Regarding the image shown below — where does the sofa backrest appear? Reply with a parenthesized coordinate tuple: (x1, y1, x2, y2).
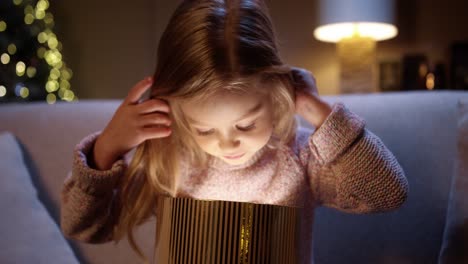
(0, 100, 155, 264)
(302, 91, 467, 263)
(0, 90, 466, 263)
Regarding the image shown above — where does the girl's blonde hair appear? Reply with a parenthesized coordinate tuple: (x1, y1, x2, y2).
(112, 0, 298, 262)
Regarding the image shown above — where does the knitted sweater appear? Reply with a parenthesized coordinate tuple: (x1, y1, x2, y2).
(60, 102, 409, 264)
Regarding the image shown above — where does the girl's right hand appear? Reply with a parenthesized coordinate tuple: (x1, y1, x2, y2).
(92, 76, 172, 170)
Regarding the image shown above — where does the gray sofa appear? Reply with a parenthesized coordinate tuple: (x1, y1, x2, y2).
(0, 90, 466, 264)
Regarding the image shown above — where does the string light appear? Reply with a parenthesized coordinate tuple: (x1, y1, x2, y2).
(25, 14, 35, 24)
(37, 31, 48, 43)
(47, 35, 58, 49)
(0, 85, 6, 97)
(63, 90, 74, 101)
(36, 0, 49, 11)
(61, 68, 73, 80)
(37, 47, 46, 58)
(1, 53, 10, 64)
(7, 44, 17, 55)
(26, 66, 37, 78)
(2, 0, 76, 102)
(45, 80, 59, 92)
(16, 61, 26, 76)
(44, 12, 54, 26)
(426, 73, 435, 90)
(46, 93, 56, 104)
(0, 21, 6, 32)
(58, 87, 66, 99)
(35, 9, 45, 19)
(60, 79, 70, 89)
(44, 49, 62, 66)
(24, 5, 34, 15)
(50, 68, 60, 79)
(20, 87, 30, 98)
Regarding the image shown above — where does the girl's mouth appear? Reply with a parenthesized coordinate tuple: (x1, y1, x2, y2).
(223, 153, 245, 159)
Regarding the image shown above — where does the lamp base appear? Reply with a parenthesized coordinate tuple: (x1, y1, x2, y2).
(337, 36, 377, 94)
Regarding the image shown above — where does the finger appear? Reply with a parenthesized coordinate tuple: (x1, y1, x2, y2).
(136, 98, 171, 114)
(124, 76, 154, 105)
(291, 69, 305, 84)
(141, 126, 172, 139)
(139, 113, 172, 127)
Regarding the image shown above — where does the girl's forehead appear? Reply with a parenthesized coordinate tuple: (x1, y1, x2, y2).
(179, 89, 270, 124)
(181, 89, 265, 108)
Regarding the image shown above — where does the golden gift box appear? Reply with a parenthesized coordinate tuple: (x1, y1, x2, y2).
(153, 196, 302, 264)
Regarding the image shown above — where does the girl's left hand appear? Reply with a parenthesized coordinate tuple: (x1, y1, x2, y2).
(290, 66, 333, 128)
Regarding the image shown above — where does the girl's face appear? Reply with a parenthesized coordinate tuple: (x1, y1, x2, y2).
(179, 89, 275, 165)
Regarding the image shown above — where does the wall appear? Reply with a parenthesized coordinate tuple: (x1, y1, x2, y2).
(51, 0, 158, 99)
(51, 0, 468, 98)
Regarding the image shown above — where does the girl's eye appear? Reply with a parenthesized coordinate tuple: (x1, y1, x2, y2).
(237, 123, 256, 131)
(196, 129, 214, 136)
(195, 123, 256, 136)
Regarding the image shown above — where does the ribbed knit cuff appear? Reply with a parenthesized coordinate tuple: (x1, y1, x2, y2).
(309, 102, 366, 165)
(72, 131, 127, 196)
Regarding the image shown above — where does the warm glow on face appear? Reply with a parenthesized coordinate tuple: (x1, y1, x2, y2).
(314, 22, 398, 43)
(180, 90, 275, 165)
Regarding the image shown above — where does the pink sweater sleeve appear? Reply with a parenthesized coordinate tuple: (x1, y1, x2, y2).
(60, 131, 127, 243)
(300, 102, 409, 213)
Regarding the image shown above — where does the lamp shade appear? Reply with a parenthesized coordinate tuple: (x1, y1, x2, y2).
(153, 197, 302, 264)
(314, 0, 397, 43)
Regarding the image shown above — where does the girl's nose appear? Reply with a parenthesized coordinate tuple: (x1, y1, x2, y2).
(218, 137, 241, 151)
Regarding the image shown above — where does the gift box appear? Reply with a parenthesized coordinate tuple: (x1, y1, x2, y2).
(153, 196, 302, 264)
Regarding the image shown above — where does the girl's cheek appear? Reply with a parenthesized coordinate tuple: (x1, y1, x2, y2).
(248, 124, 274, 145)
(194, 136, 212, 147)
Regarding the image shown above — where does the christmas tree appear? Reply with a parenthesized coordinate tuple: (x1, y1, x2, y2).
(0, 0, 77, 103)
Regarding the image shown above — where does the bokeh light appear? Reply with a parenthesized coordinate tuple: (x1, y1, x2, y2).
(46, 93, 56, 104)
(16, 61, 26, 76)
(26, 66, 37, 78)
(7, 44, 17, 55)
(1, 0, 76, 102)
(50, 68, 60, 79)
(1, 53, 10, 64)
(0, 21, 6, 32)
(37, 47, 47, 58)
(20, 87, 30, 98)
(37, 0, 49, 11)
(45, 80, 59, 92)
(0, 85, 6, 97)
(24, 13, 35, 25)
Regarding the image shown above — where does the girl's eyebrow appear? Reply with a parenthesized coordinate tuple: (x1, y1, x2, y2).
(187, 102, 263, 126)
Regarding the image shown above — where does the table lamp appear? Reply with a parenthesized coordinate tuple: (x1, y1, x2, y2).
(314, 0, 398, 94)
(153, 196, 302, 263)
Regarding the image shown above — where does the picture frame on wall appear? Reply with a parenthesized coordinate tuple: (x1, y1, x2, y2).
(379, 60, 401, 92)
(401, 54, 428, 91)
(450, 42, 468, 90)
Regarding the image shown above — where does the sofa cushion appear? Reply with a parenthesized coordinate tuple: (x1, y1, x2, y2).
(0, 131, 79, 264)
(438, 98, 468, 263)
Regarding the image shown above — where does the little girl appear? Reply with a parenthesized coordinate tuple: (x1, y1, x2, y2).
(60, 0, 409, 263)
